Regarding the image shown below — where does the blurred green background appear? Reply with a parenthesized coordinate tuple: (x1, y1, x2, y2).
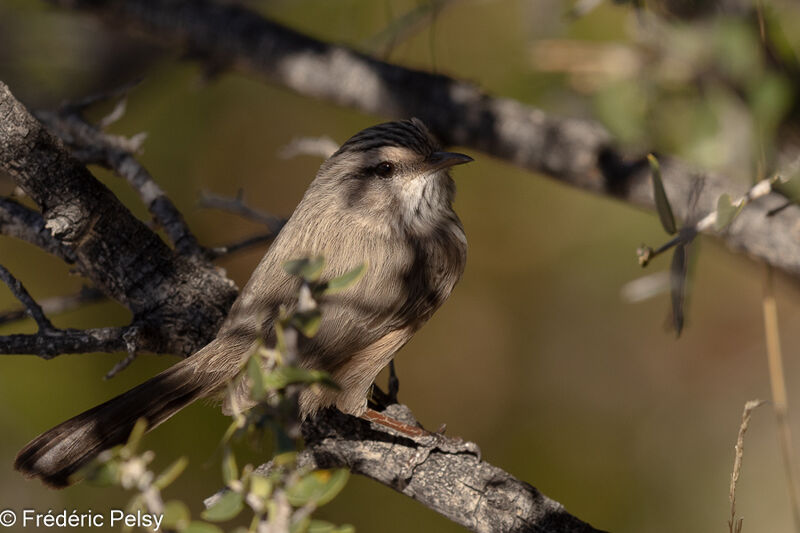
(2, 0, 800, 531)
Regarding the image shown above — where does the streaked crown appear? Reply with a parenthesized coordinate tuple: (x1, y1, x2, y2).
(332, 118, 440, 158)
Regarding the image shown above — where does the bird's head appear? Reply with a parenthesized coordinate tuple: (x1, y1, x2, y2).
(311, 119, 472, 233)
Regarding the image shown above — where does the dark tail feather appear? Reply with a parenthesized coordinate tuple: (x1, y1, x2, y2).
(15, 358, 207, 488)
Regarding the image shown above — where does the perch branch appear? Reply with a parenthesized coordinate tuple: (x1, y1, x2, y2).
(288, 405, 605, 533)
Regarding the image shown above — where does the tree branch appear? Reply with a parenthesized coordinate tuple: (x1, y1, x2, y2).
(286, 405, 606, 533)
(199, 190, 286, 234)
(35, 89, 205, 258)
(0, 286, 105, 326)
(0, 197, 75, 262)
(50, 0, 800, 278)
(0, 327, 129, 358)
(0, 81, 238, 355)
(0, 264, 56, 333)
(0, 264, 149, 359)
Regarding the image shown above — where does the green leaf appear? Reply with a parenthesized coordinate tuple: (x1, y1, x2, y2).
(263, 367, 338, 391)
(284, 257, 325, 282)
(182, 522, 225, 533)
(247, 354, 266, 400)
(322, 264, 366, 294)
(121, 418, 148, 457)
(670, 243, 689, 337)
(249, 474, 273, 501)
(308, 520, 335, 533)
(81, 459, 120, 487)
(153, 456, 188, 490)
(750, 73, 792, 136)
(201, 491, 244, 522)
(291, 309, 322, 337)
(287, 469, 350, 507)
(222, 449, 238, 485)
(272, 451, 298, 467)
(290, 516, 311, 533)
(648, 154, 677, 235)
(714, 193, 743, 230)
(713, 19, 760, 84)
(162, 500, 191, 530)
(308, 521, 355, 533)
(274, 320, 286, 354)
(593, 80, 647, 144)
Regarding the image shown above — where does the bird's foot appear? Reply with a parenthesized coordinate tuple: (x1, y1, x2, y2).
(361, 407, 481, 489)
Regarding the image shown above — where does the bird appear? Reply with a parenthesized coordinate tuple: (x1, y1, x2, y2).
(15, 118, 472, 488)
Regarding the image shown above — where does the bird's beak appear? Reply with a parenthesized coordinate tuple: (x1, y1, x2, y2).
(424, 151, 474, 172)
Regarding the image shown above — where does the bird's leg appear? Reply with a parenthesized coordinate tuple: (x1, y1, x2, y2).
(387, 360, 399, 403)
(368, 360, 401, 410)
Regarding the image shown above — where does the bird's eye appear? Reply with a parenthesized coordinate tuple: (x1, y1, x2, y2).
(375, 162, 394, 178)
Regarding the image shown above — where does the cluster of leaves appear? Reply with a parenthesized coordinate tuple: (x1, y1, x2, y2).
(592, 4, 796, 182)
(81, 257, 365, 533)
(639, 154, 786, 334)
(553, 2, 800, 333)
(80, 419, 190, 532)
(552, 2, 797, 185)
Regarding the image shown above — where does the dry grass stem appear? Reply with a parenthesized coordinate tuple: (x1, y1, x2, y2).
(728, 399, 765, 533)
(762, 264, 800, 532)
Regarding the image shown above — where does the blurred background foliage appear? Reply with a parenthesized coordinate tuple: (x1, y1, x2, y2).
(2, 0, 800, 531)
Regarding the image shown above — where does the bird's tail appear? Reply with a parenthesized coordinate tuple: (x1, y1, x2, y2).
(15, 353, 213, 488)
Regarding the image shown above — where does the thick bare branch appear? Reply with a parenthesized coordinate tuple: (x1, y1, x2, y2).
(0, 327, 129, 358)
(0, 81, 238, 356)
(294, 405, 606, 533)
(50, 0, 800, 278)
(36, 96, 204, 258)
(0, 197, 75, 262)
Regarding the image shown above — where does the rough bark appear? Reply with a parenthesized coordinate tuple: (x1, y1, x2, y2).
(49, 0, 800, 279)
(298, 405, 607, 533)
(0, 81, 238, 355)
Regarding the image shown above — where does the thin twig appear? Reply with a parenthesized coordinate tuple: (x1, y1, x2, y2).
(199, 190, 286, 233)
(762, 264, 800, 532)
(104, 327, 143, 379)
(728, 399, 765, 533)
(638, 176, 779, 266)
(0, 286, 105, 326)
(279, 136, 338, 160)
(0, 264, 55, 333)
(364, 0, 458, 59)
(206, 233, 274, 259)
